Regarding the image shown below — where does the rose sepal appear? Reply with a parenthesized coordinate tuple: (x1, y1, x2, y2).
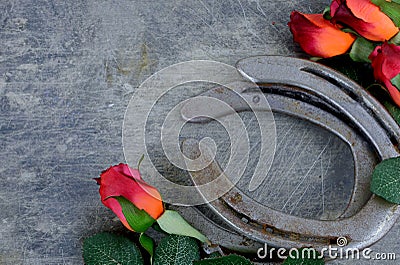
(108, 196, 156, 233)
(156, 210, 210, 245)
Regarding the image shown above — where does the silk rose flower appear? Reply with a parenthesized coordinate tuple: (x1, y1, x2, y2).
(330, 0, 398, 42)
(95, 163, 164, 231)
(288, 12, 356, 58)
(369, 42, 400, 107)
(289, 0, 399, 58)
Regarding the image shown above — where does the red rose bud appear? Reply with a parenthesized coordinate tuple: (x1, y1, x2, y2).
(330, 0, 398, 42)
(289, 11, 356, 58)
(369, 42, 400, 107)
(95, 164, 164, 231)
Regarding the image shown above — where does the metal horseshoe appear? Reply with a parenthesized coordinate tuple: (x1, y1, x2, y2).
(178, 56, 400, 254)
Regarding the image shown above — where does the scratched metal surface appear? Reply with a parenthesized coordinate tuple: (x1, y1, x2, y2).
(1, 0, 399, 264)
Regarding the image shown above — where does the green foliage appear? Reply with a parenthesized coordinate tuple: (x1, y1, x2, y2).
(391, 74, 400, 90)
(384, 100, 400, 125)
(207, 252, 223, 259)
(349, 37, 375, 63)
(390, 31, 400, 45)
(372, 0, 400, 27)
(153, 235, 200, 265)
(319, 56, 400, 126)
(139, 233, 154, 257)
(83, 232, 144, 265)
(367, 84, 400, 125)
(194, 254, 253, 265)
(370, 157, 400, 204)
(322, 6, 331, 20)
(157, 210, 209, 243)
(317, 55, 375, 88)
(114, 196, 155, 233)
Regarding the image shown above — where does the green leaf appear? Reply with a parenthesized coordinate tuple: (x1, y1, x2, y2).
(194, 254, 253, 265)
(390, 31, 400, 45)
(342, 27, 359, 36)
(207, 252, 223, 259)
(366, 84, 400, 125)
(153, 235, 200, 265)
(349, 37, 375, 63)
(391, 73, 400, 89)
(139, 233, 155, 258)
(156, 210, 209, 243)
(322, 6, 331, 20)
(370, 157, 400, 204)
(372, 0, 400, 26)
(83, 232, 144, 265)
(317, 54, 375, 88)
(114, 196, 155, 232)
(384, 101, 400, 125)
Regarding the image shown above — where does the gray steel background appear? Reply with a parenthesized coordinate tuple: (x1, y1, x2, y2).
(1, 0, 399, 264)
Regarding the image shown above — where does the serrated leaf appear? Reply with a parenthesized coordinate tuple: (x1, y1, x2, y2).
(157, 210, 209, 243)
(83, 232, 144, 265)
(349, 37, 375, 63)
(153, 235, 200, 265)
(139, 233, 154, 257)
(372, 0, 400, 26)
(194, 254, 253, 265)
(370, 157, 400, 204)
(114, 196, 155, 233)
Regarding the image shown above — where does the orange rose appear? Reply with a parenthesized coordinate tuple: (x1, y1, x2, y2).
(369, 42, 400, 107)
(95, 164, 164, 231)
(330, 0, 399, 42)
(289, 11, 356, 58)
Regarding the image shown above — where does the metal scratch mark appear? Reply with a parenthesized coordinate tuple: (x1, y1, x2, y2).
(281, 137, 332, 211)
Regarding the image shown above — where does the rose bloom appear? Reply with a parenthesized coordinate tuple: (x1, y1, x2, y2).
(95, 164, 164, 231)
(369, 42, 400, 107)
(330, 0, 398, 42)
(289, 11, 356, 58)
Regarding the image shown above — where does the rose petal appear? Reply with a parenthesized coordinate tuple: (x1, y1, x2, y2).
(97, 164, 164, 226)
(103, 197, 134, 231)
(289, 12, 355, 58)
(369, 43, 400, 107)
(110, 163, 142, 180)
(331, 0, 398, 41)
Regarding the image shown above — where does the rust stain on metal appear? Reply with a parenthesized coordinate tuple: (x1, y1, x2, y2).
(229, 192, 243, 204)
(215, 86, 225, 94)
